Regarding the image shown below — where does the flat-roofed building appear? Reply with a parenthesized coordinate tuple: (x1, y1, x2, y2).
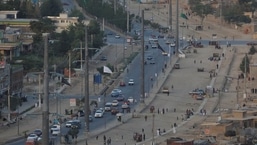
(46, 13, 79, 33)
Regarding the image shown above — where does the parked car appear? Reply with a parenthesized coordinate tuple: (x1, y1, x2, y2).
(147, 55, 153, 60)
(111, 89, 122, 97)
(115, 35, 121, 39)
(100, 56, 107, 61)
(247, 42, 257, 46)
(170, 42, 176, 47)
(94, 109, 104, 118)
(149, 59, 156, 64)
(112, 100, 119, 107)
(51, 128, 60, 136)
(128, 79, 134, 85)
(71, 120, 81, 129)
(33, 129, 42, 137)
(50, 125, 60, 133)
(89, 115, 93, 122)
(65, 120, 74, 128)
(27, 133, 38, 141)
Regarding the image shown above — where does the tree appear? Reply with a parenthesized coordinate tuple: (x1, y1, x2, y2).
(40, 0, 63, 17)
(191, 3, 213, 25)
(249, 46, 256, 55)
(240, 54, 250, 73)
(69, 9, 85, 22)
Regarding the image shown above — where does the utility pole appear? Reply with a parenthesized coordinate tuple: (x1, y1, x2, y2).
(127, 11, 130, 34)
(244, 53, 247, 100)
(218, 90, 221, 120)
(152, 113, 155, 145)
(80, 41, 83, 70)
(68, 51, 71, 83)
(220, 0, 223, 24)
(42, 33, 49, 145)
(102, 18, 105, 31)
(236, 77, 239, 109)
(168, 0, 172, 32)
(38, 74, 41, 108)
(114, 0, 117, 15)
(84, 26, 90, 145)
(140, 10, 145, 103)
(175, 0, 179, 55)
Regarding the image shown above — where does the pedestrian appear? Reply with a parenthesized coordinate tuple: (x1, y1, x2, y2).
(177, 116, 179, 120)
(194, 60, 196, 64)
(200, 60, 202, 63)
(109, 137, 111, 144)
(103, 135, 106, 142)
(163, 128, 166, 133)
(162, 108, 165, 114)
(143, 134, 145, 140)
(96, 135, 98, 140)
(171, 85, 174, 89)
(174, 108, 176, 112)
(174, 123, 177, 127)
(157, 129, 160, 136)
(167, 91, 169, 96)
(142, 128, 144, 132)
(216, 64, 219, 69)
(158, 108, 160, 114)
(145, 115, 147, 121)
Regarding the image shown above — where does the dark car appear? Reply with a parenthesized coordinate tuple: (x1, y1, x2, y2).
(71, 121, 81, 129)
(100, 56, 107, 61)
(117, 95, 125, 101)
(247, 42, 257, 46)
(33, 129, 42, 136)
(111, 107, 119, 115)
(147, 55, 153, 60)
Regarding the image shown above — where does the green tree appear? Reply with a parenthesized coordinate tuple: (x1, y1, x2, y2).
(249, 46, 256, 55)
(69, 9, 85, 22)
(40, 0, 63, 17)
(240, 54, 250, 73)
(191, 3, 213, 25)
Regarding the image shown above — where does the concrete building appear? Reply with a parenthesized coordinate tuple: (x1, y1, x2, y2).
(46, 13, 79, 33)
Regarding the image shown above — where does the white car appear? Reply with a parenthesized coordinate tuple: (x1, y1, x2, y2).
(65, 120, 73, 128)
(104, 102, 112, 111)
(115, 35, 120, 39)
(128, 79, 134, 85)
(170, 42, 176, 47)
(51, 128, 60, 136)
(50, 124, 60, 133)
(27, 133, 38, 141)
(112, 100, 119, 107)
(122, 103, 129, 109)
(94, 109, 104, 118)
(128, 97, 134, 103)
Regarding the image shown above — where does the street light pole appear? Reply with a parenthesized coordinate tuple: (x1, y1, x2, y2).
(140, 10, 145, 103)
(168, 0, 172, 31)
(175, 0, 179, 55)
(84, 26, 90, 145)
(42, 33, 49, 145)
